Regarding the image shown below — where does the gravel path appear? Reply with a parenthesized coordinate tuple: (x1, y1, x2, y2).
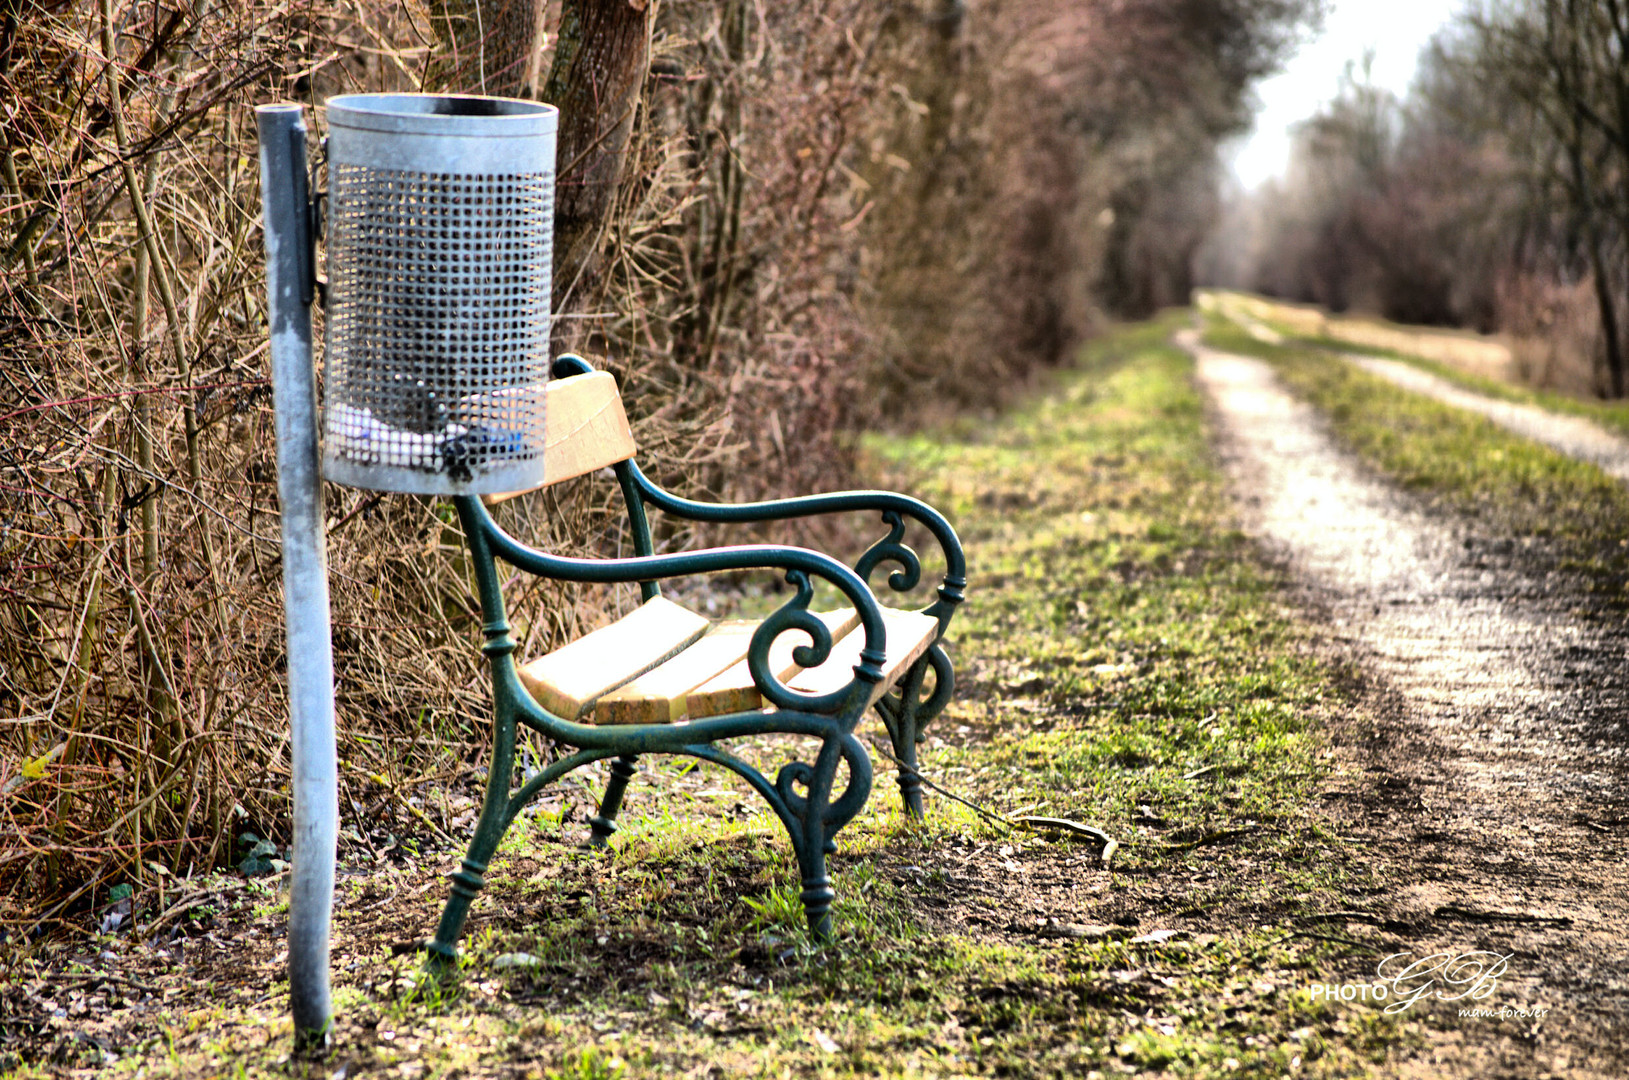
(1180, 328, 1629, 1078)
(1347, 354, 1629, 484)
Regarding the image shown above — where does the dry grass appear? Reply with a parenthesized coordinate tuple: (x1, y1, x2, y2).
(1214, 291, 1516, 381)
(0, 0, 1022, 919)
(3, 0, 346, 918)
(1214, 282, 1624, 399)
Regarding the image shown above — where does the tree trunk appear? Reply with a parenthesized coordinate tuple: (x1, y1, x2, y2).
(543, 0, 652, 318)
(428, 0, 546, 98)
(1585, 233, 1626, 397)
(1547, 0, 1628, 396)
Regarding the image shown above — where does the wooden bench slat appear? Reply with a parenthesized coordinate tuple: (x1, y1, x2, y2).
(591, 619, 760, 725)
(516, 596, 708, 720)
(484, 372, 636, 506)
(684, 609, 862, 720)
(786, 608, 940, 708)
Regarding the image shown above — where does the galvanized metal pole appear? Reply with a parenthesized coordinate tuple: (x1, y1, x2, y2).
(256, 103, 337, 1052)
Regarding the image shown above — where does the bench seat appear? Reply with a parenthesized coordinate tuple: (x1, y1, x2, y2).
(517, 598, 940, 726)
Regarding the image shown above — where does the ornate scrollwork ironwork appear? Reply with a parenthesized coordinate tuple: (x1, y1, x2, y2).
(772, 734, 874, 847)
(821, 732, 874, 836)
(917, 643, 954, 738)
(747, 570, 864, 714)
(686, 731, 872, 855)
(855, 510, 922, 594)
(774, 760, 816, 818)
(873, 640, 953, 750)
(873, 690, 902, 745)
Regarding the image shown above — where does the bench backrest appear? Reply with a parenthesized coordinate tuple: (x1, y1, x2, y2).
(484, 371, 636, 506)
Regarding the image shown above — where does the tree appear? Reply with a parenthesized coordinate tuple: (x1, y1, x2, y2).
(1226, 1, 1629, 397)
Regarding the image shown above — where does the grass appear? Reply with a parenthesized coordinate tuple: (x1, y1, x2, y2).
(1201, 319, 1629, 610)
(4, 315, 1415, 1078)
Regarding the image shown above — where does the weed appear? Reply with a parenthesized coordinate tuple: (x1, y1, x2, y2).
(740, 885, 804, 936)
(547, 1049, 627, 1080)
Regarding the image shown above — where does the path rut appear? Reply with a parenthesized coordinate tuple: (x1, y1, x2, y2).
(1347, 354, 1629, 485)
(1215, 298, 1629, 483)
(1180, 329, 1629, 1079)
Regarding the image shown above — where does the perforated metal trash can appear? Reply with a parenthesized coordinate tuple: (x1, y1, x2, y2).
(321, 94, 557, 495)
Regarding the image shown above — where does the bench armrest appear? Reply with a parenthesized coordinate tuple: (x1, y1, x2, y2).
(456, 496, 890, 718)
(546, 353, 965, 626)
(624, 461, 968, 627)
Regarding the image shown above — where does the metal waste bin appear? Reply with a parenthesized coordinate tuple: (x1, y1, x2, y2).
(321, 93, 557, 494)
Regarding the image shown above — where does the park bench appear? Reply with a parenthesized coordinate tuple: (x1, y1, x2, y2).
(424, 355, 967, 965)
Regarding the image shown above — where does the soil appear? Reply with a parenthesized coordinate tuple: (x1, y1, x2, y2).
(1183, 330, 1629, 1078)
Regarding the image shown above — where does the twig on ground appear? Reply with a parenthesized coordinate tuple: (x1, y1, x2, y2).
(867, 739, 1119, 864)
(1157, 827, 1258, 851)
(50, 971, 161, 993)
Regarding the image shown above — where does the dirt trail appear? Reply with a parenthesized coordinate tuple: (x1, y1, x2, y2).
(1346, 355, 1629, 485)
(1212, 299, 1629, 484)
(1179, 329, 1629, 1078)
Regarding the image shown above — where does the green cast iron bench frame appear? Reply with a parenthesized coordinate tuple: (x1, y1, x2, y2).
(425, 355, 967, 964)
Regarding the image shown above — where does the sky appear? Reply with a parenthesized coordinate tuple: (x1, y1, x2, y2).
(1227, 0, 1468, 190)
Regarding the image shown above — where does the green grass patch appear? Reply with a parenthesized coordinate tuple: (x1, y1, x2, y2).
(870, 316, 1334, 868)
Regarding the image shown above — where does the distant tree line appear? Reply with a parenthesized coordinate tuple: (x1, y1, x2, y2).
(1209, 1, 1629, 398)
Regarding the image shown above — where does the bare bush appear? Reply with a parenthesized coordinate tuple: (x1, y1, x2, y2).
(1499, 271, 1607, 396)
(0, 0, 1320, 917)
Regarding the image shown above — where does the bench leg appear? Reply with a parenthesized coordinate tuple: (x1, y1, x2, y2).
(886, 644, 955, 820)
(427, 710, 518, 969)
(794, 736, 854, 939)
(797, 841, 835, 941)
(887, 656, 931, 819)
(586, 754, 640, 848)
